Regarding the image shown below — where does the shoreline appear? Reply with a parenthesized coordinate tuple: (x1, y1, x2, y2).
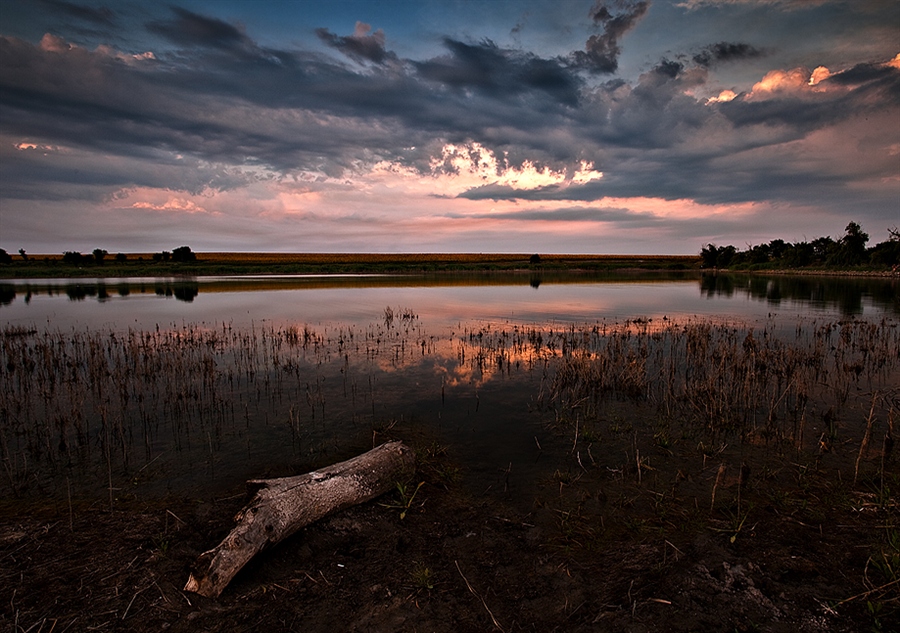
(1, 252, 896, 279)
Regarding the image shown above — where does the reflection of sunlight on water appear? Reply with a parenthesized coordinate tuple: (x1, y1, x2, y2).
(2, 291, 899, 513)
(2, 273, 896, 333)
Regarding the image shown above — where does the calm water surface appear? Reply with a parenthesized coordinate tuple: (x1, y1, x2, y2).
(2, 272, 896, 329)
(1, 272, 897, 507)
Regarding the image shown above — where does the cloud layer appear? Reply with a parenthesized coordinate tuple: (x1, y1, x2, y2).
(0, 0, 898, 253)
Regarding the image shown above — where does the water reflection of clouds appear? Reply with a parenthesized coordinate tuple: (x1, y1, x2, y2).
(2, 275, 896, 332)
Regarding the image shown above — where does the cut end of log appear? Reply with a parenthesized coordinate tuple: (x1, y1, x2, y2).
(184, 570, 221, 598)
(183, 550, 219, 597)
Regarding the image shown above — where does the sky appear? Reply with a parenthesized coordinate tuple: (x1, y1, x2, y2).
(0, 0, 898, 255)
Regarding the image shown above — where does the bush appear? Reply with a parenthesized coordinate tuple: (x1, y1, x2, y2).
(172, 246, 197, 262)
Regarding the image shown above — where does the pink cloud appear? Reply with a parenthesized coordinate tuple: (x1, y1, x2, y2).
(126, 195, 212, 215)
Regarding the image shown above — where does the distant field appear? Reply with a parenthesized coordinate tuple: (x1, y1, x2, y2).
(1, 252, 701, 278)
(199, 252, 696, 264)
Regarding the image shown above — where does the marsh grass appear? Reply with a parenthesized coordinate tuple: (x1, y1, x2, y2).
(1, 314, 897, 529)
(0, 310, 424, 498)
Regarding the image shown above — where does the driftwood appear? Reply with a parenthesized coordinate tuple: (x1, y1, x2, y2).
(184, 441, 416, 598)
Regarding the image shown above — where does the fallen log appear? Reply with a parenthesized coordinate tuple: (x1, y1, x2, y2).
(184, 440, 416, 598)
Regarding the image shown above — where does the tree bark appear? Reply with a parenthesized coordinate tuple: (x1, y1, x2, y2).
(184, 441, 416, 598)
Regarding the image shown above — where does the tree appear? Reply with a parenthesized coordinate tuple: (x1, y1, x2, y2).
(63, 251, 83, 265)
(868, 227, 900, 267)
(717, 245, 736, 268)
(811, 236, 836, 264)
(18, 248, 27, 262)
(0, 249, 11, 264)
(93, 248, 108, 265)
(830, 221, 869, 266)
(701, 244, 737, 268)
(700, 244, 719, 268)
(115, 253, 127, 263)
(529, 253, 541, 265)
(172, 246, 197, 262)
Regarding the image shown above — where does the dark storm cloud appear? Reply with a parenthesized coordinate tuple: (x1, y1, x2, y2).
(316, 23, 397, 65)
(0, 134, 254, 202)
(444, 206, 654, 224)
(1, 1, 897, 220)
(457, 183, 564, 201)
(653, 58, 683, 79)
(721, 65, 900, 131)
(570, 0, 650, 74)
(693, 42, 763, 67)
(414, 38, 581, 106)
(822, 60, 900, 88)
(147, 7, 253, 52)
(40, 0, 116, 26)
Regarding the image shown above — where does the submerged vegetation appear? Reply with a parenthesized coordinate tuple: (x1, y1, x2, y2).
(1, 311, 898, 630)
(1, 315, 896, 498)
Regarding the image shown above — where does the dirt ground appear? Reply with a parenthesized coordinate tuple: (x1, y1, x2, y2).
(2, 442, 897, 633)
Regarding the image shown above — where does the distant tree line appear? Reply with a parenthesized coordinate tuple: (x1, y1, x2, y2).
(152, 246, 197, 263)
(700, 222, 900, 270)
(0, 246, 197, 265)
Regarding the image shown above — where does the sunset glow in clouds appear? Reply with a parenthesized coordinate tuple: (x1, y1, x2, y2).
(1, 0, 898, 253)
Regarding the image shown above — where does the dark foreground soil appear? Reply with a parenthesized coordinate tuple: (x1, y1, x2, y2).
(2, 443, 897, 633)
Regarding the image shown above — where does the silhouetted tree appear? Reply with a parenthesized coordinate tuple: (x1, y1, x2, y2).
(172, 246, 197, 262)
(0, 249, 11, 264)
(811, 236, 836, 264)
(93, 248, 108, 265)
(115, 253, 127, 263)
(701, 244, 737, 268)
(700, 244, 719, 268)
(829, 221, 869, 266)
(529, 253, 541, 265)
(869, 227, 900, 267)
(18, 248, 27, 262)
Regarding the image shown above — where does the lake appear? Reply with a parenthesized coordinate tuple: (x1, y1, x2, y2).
(1, 271, 898, 509)
(2, 271, 897, 330)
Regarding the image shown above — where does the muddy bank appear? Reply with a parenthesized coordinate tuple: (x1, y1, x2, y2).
(2, 439, 895, 633)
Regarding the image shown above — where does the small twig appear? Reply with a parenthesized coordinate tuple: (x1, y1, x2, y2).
(455, 560, 504, 632)
(834, 576, 900, 606)
(854, 392, 878, 485)
(711, 462, 726, 511)
(576, 451, 587, 473)
(136, 452, 164, 474)
(122, 585, 149, 620)
(153, 580, 169, 604)
(664, 540, 684, 558)
(58, 616, 80, 633)
(302, 571, 319, 584)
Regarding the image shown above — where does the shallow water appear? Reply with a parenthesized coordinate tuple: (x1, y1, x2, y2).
(1, 272, 897, 508)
